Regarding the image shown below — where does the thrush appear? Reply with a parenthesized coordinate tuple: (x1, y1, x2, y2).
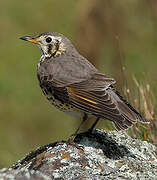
(20, 32, 149, 135)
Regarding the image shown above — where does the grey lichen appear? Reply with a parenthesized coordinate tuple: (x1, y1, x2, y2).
(0, 129, 157, 179)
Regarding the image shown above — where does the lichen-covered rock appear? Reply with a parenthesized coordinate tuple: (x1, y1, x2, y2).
(0, 130, 157, 179)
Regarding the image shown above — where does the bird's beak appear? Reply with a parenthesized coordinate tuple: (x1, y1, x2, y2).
(20, 36, 38, 44)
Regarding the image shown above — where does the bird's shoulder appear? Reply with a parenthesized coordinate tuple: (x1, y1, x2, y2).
(37, 53, 115, 90)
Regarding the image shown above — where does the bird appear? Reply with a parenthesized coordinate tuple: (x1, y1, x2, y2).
(20, 32, 149, 136)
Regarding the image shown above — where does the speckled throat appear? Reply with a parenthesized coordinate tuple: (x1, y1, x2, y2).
(39, 41, 66, 64)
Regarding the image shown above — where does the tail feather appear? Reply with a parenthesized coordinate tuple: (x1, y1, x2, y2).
(114, 121, 129, 131)
(107, 87, 150, 130)
(114, 88, 150, 123)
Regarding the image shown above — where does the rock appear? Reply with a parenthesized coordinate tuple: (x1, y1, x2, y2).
(0, 129, 157, 179)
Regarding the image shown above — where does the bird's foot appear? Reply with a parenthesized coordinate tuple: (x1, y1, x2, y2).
(66, 136, 84, 151)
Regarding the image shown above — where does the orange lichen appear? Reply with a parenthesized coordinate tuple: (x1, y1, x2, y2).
(98, 165, 103, 170)
(81, 162, 87, 167)
(59, 153, 71, 160)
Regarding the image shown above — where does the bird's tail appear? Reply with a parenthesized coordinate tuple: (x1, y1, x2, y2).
(107, 87, 150, 130)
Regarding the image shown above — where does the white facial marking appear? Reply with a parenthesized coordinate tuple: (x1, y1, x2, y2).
(36, 34, 65, 59)
(38, 35, 62, 45)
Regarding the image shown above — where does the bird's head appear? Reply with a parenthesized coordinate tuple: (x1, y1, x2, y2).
(20, 32, 74, 58)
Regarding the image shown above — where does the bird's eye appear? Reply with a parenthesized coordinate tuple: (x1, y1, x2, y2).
(46, 37, 52, 43)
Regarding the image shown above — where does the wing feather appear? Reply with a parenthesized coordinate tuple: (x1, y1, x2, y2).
(67, 86, 148, 130)
(67, 87, 125, 123)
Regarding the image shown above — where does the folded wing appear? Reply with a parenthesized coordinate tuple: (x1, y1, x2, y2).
(65, 74, 149, 130)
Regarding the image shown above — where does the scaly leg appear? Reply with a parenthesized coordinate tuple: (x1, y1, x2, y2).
(66, 113, 88, 150)
(71, 113, 88, 138)
(88, 117, 100, 133)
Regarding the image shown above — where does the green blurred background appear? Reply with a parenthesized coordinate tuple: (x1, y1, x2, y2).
(0, 0, 157, 167)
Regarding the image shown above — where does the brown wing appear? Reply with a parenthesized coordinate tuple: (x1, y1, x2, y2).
(38, 54, 115, 89)
(69, 73, 115, 91)
(66, 83, 148, 130)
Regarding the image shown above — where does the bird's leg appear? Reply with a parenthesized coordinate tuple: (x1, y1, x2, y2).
(87, 117, 100, 133)
(71, 113, 88, 138)
(66, 114, 88, 151)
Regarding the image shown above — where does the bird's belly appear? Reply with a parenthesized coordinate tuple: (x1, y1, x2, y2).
(41, 87, 83, 117)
